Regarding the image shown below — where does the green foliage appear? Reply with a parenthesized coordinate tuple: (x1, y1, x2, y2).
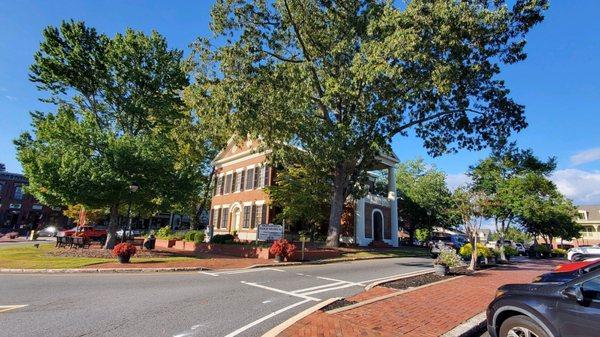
(490, 227, 531, 244)
(210, 234, 235, 244)
(503, 246, 518, 257)
(17, 20, 215, 249)
(156, 226, 173, 240)
(414, 228, 430, 243)
(184, 230, 206, 244)
(186, 0, 548, 246)
(397, 159, 458, 234)
(459, 243, 489, 258)
(434, 248, 463, 268)
(266, 164, 331, 234)
(551, 248, 567, 257)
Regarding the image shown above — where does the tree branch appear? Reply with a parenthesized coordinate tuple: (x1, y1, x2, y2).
(393, 108, 485, 134)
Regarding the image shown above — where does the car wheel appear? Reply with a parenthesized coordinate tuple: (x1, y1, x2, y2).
(499, 315, 548, 337)
(571, 253, 583, 261)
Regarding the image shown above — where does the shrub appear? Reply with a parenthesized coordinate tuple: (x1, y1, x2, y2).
(269, 239, 296, 259)
(168, 230, 186, 241)
(434, 247, 463, 268)
(551, 248, 567, 257)
(112, 243, 137, 257)
(184, 230, 205, 244)
(504, 246, 518, 257)
(210, 234, 235, 244)
(459, 243, 488, 258)
(156, 226, 173, 239)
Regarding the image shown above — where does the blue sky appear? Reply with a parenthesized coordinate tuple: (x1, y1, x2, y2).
(1, 1, 599, 204)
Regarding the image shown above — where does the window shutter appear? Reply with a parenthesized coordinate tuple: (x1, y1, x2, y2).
(261, 204, 267, 224)
(250, 205, 256, 229)
(263, 165, 270, 186)
(253, 167, 260, 188)
(232, 172, 238, 192)
(218, 176, 224, 195)
(246, 168, 254, 190)
(240, 170, 245, 192)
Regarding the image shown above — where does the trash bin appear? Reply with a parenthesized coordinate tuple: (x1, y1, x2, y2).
(144, 235, 156, 250)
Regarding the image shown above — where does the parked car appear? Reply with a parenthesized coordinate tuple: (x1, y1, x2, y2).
(428, 235, 466, 257)
(487, 268, 600, 337)
(555, 258, 600, 272)
(486, 239, 517, 249)
(116, 229, 142, 239)
(532, 260, 600, 283)
(37, 226, 60, 237)
(515, 243, 527, 256)
(59, 226, 107, 240)
(567, 245, 600, 261)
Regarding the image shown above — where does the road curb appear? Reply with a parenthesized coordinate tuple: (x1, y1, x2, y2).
(441, 311, 487, 337)
(0, 266, 211, 274)
(261, 297, 341, 337)
(364, 269, 434, 290)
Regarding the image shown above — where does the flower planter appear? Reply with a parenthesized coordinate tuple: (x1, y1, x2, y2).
(433, 264, 449, 276)
(117, 254, 131, 263)
(155, 239, 176, 248)
(173, 240, 186, 250)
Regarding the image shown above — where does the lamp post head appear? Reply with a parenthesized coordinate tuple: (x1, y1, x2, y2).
(129, 182, 140, 193)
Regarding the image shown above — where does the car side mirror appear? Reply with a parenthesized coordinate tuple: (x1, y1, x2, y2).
(563, 286, 584, 302)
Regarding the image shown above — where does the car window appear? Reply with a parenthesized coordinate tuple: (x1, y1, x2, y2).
(582, 276, 600, 301)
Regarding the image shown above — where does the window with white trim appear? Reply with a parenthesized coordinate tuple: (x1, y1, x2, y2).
(216, 176, 223, 195)
(225, 174, 232, 194)
(245, 168, 254, 190)
(242, 205, 252, 228)
(253, 166, 260, 188)
(212, 209, 220, 228)
(254, 204, 263, 226)
(220, 207, 229, 229)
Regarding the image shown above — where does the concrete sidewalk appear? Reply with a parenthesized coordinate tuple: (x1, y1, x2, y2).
(278, 259, 559, 337)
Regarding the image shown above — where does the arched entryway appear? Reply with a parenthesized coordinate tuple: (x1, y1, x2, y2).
(373, 210, 383, 241)
(230, 207, 242, 232)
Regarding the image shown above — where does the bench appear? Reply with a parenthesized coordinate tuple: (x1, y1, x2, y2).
(55, 236, 91, 249)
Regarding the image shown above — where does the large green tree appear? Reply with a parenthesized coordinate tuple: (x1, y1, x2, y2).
(396, 159, 457, 241)
(469, 149, 555, 259)
(15, 21, 212, 248)
(185, 0, 548, 246)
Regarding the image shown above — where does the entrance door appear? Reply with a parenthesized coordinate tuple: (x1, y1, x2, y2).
(231, 208, 241, 231)
(373, 211, 383, 241)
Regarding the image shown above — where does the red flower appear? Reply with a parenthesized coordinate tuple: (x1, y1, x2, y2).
(112, 243, 137, 257)
(269, 239, 296, 259)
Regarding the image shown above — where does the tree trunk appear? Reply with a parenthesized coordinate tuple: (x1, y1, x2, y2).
(326, 164, 347, 247)
(104, 203, 120, 249)
(469, 235, 478, 271)
(192, 167, 215, 231)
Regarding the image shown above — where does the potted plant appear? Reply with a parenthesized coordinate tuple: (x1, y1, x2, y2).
(113, 242, 137, 263)
(269, 239, 296, 262)
(433, 247, 462, 276)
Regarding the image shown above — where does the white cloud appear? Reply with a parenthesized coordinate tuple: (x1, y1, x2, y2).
(446, 173, 471, 191)
(4, 95, 17, 101)
(551, 169, 600, 205)
(570, 148, 600, 166)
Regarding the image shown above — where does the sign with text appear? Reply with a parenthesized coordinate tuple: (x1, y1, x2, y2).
(257, 224, 283, 241)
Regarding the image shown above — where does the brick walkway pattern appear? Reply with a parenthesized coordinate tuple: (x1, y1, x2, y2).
(280, 260, 558, 337)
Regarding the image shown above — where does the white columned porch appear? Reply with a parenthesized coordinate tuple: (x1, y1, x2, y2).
(388, 166, 399, 247)
(355, 197, 366, 246)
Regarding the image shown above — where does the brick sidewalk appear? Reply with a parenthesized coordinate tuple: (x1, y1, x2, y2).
(279, 259, 559, 337)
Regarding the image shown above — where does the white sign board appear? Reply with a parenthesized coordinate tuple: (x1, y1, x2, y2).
(257, 224, 283, 241)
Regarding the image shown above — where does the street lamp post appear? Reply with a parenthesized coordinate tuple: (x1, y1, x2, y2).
(125, 182, 139, 241)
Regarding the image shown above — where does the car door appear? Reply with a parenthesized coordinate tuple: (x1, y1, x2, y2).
(556, 274, 600, 337)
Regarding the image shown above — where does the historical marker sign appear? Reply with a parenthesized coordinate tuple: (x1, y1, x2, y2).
(257, 224, 283, 241)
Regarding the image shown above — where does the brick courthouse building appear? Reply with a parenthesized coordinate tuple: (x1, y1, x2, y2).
(208, 139, 400, 247)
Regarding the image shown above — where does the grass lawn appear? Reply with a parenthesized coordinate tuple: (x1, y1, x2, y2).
(0, 244, 195, 269)
(339, 246, 431, 260)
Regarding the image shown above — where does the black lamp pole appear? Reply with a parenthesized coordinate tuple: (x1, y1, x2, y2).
(126, 182, 139, 241)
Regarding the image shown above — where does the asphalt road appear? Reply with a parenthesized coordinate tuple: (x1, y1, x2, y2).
(0, 256, 432, 337)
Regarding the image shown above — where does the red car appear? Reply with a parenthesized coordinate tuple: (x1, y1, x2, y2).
(60, 226, 107, 240)
(555, 258, 600, 272)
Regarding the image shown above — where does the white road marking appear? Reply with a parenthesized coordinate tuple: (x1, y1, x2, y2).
(198, 271, 219, 276)
(316, 276, 363, 286)
(301, 283, 358, 296)
(241, 281, 321, 301)
(224, 299, 311, 337)
(0, 305, 28, 313)
(292, 281, 346, 294)
(262, 300, 272, 304)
